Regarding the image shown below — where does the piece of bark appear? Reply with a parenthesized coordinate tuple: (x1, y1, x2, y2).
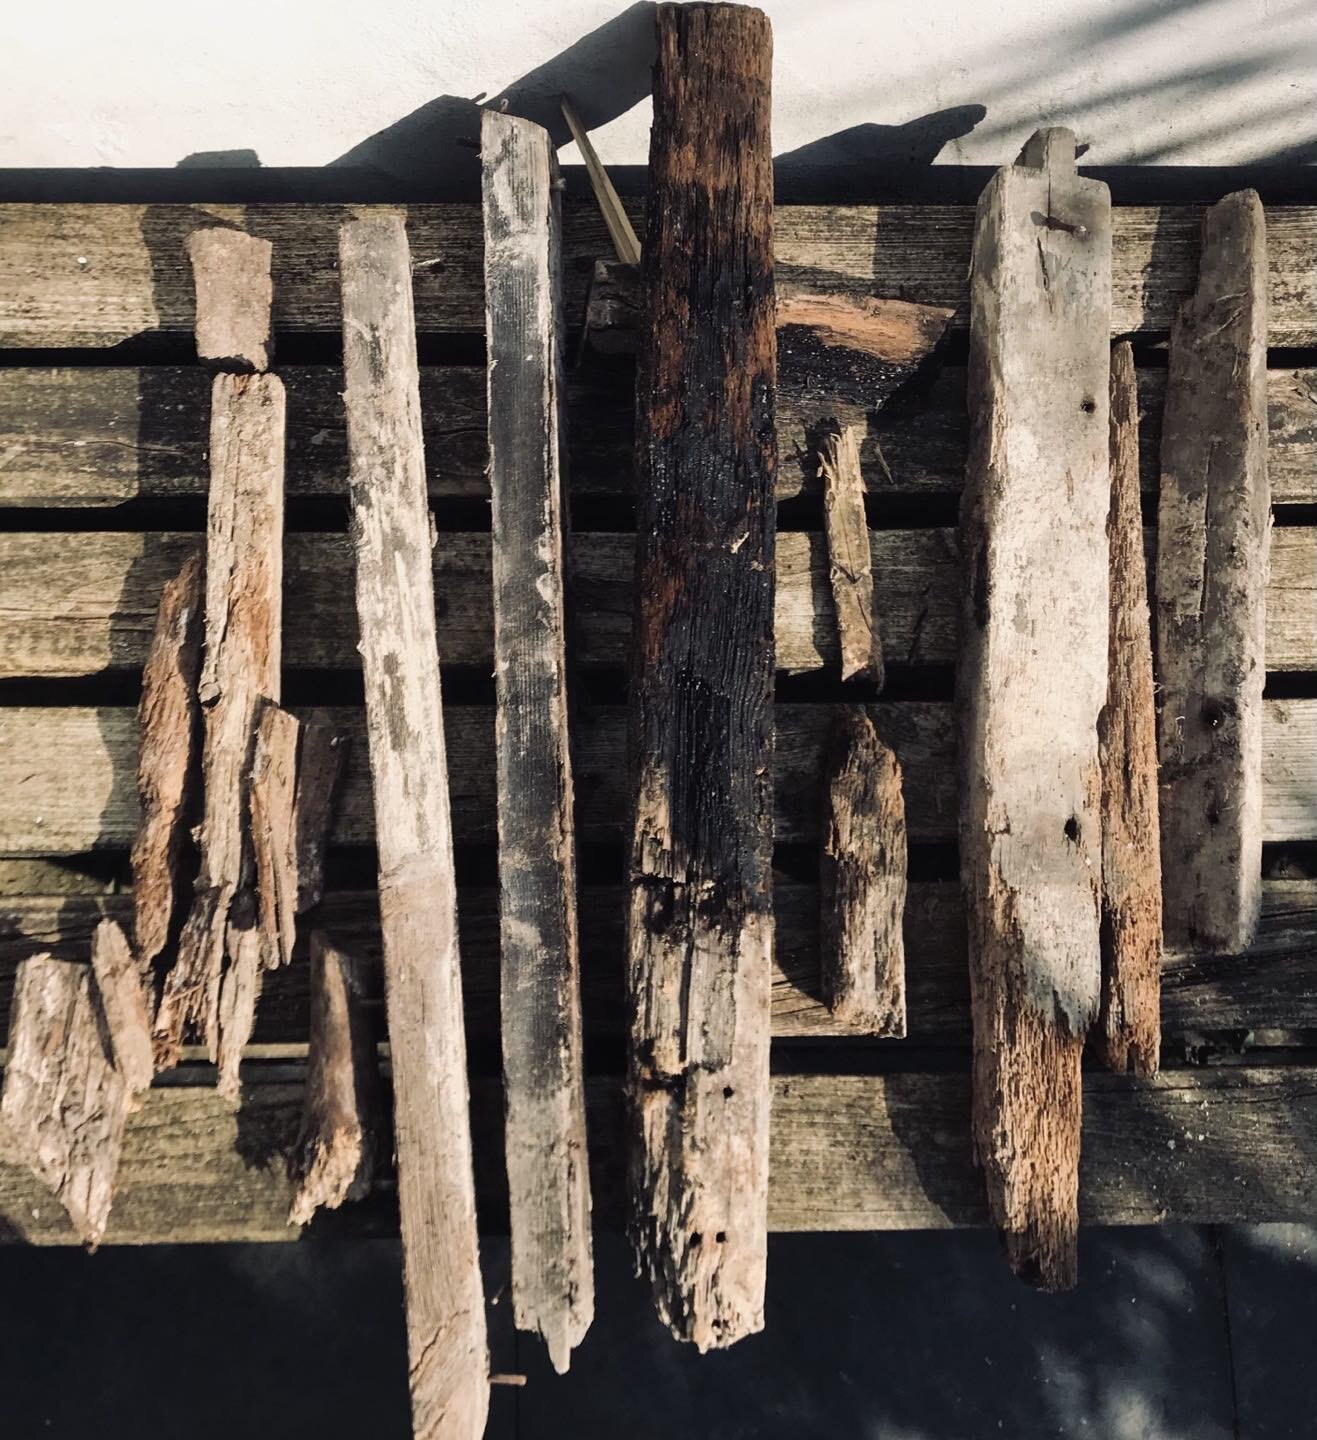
(130, 548, 203, 984)
(818, 425, 883, 684)
(959, 128, 1112, 1290)
(1156, 191, 1270, 955)
(186, 227, 274, 372)
(559, 94, 641, 266)
(820, 708, 907, 1034)
(154, 372, 284, 1088)
(482, 109, 594, 1374)
(90, 917, 154, 1095)
(0, 955, 129, 1245)
(288, 931, 382, 1225)
(1098, 341, 1162, 1075)
(628, 2, 776, 1352)
(582, 256, 952, 408)
(340, 210, 489, 1440)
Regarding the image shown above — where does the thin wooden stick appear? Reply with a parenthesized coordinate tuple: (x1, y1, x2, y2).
(818, 424, 883, 685)
(340, 210, 489, 1440)
(560, 93, 641, 266)
(960, 127, 1112, 1290)
(1156, 190, 1270, 954)
(482, 108, 593, 1374)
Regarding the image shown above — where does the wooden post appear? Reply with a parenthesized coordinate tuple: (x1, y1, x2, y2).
(1098, 341, 1162, 1075)
(629, 2, 776, 1350)
(960, 128, 1112, 1289)
(820, 707, 906, 1034)
(1156, 191, 1269, 954)
(340, 211, 489, 1439)
(818, 425, 883, 685)
(482, 109, 593, 1374)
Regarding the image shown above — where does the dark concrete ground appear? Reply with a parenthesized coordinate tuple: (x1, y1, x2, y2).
(0, 1225, 1311, 1438)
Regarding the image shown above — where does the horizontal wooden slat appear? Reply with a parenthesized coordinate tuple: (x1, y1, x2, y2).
(3, 526, 1314, 678)
(1, 203, 1315, 346)
(1, 365, 1314, 506)
(5, 880, 1315, 1045)
(0, 1065, 1312, 1242)
(3, 700, 1315, 855)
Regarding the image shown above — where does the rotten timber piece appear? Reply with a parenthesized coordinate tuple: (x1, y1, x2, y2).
(560, 94, 641, 266)
(130, 548, 203, 984)
(960, 128, 1112, 1289)
(0, 955, 129, 1245)
(340, 210, 489, 1440)
(1098, 342, 1162, 1075)
(820, 708, 907, 1034)
(288, 931, 382, 1225)
(482, 109, 593, 1374)
(185, 228, 274, 372)
(629, 2, 776, 1351)
(1156, 191, 1270, 955)
(90, 918, 154, 1095)
(818, 425, 882, 684)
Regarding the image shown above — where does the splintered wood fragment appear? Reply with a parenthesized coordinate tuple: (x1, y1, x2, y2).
(340, 210, 489, 1440)
(288, 931, 382, 1225)
(818, 425, 883, 684)
(1098, 342, 1162, 1075)
(629, 2, 776, 1352)
(960, 127, 1111, 1290)
(154, 371, 284, 1090)
(560, 94, 641, 266)
(130, 548, 203, 985)
(820, 708, 906, 1034)
(582, 257, 952, 407)
(482, 109, 594, 1374)
(90, 918, 154, 1095)
(0, 955, 129, 1245)
(186, 228, 274, 372)
(1156, 191, 1270, 954)
(294, 723, 347, 913)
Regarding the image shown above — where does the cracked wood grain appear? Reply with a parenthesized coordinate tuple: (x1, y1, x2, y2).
(818, 424, 883, 684)
(90, 918, 154, 1096)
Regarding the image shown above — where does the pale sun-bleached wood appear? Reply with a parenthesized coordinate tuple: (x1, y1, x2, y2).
(818, 426, 882, 684)
(184, 228, 273, 372)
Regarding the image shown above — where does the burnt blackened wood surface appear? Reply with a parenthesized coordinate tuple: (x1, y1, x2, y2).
(1156, 191, 1270, 955)
(628, 2, 776, 1351)
(482, 109, 593, 1375)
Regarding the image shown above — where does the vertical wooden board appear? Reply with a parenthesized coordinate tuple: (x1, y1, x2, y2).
(482, 109, 593, 1375)
(1156, 191, 1270, 954)
(819, 425, 883, 685)
(340, 211, 489, 1440)
(960, 128, 1112, 1289)
(629, 2, 776, 1351)
(1098, 341, 1162, 1075)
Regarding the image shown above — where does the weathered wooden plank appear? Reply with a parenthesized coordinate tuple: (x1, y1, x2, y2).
(185, 227, 273, 372)
(1, 203, 1314, 344)
(340, 210, 488, 1440)
(629, 2, 776, 1351)
(1157, 191, 1271, 955)
(960, 129, 1112, 1289)
(482, 108, 592, 1375)
(154, 372, 284, 1092)
(90, 917, 154, 1095)
(1099, 342, 1162, 1077)
(2, 1067, 1315, 1243)
(7, 698, 1317, 855)
(130, 548, 202, 979)
(819, 426, 882, 684)
(820, 708, 906, 1035)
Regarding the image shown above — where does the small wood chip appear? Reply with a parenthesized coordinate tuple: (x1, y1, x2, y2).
(186, 227, 274, 372)
(90, 917, 154, 1096)
(818, 425, 883, 685)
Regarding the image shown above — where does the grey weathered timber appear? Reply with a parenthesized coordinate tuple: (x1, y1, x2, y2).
(1156, 191, 1270, 955)
(185, 227, 273, 371)
(960, 128, 1112, 1289)
(820, 708, 906, 1034)
(0, 954, 129, 1244)
(482, 108, 593, 1375)
(90, 918, 154, 1095)
(629, 2, 776, 1351)
(1098, 342, 1162, 1076)
(340, 210, 489, 1440)
(288, 931, 382, 1226)
(154, 372, 284, 1092)
(818, 425, 882, 684)
(130, 548, 202, 986)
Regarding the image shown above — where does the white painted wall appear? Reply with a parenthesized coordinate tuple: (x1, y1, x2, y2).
(5, 0, 1315, 171)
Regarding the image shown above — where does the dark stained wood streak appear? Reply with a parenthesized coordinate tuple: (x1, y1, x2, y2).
(628, 2, 776, 1352)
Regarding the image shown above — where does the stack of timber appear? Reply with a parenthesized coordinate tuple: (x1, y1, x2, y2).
(0, 180, 1315, 1257)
